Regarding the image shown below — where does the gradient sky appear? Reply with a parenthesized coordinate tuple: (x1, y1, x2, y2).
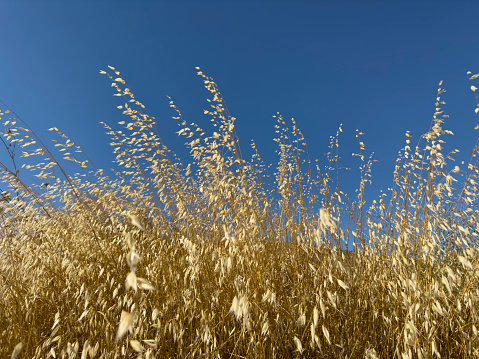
(1, 0, 479, 249)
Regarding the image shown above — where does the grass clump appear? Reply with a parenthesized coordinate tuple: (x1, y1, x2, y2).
(1, 66, 479, 358)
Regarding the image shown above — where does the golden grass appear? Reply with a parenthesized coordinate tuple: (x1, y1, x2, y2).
(1, 67, 479, 358)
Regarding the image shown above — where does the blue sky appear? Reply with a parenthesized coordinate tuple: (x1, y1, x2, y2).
(1, 1, 479, 249)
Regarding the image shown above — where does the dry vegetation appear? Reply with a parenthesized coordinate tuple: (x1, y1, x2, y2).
(1, 67, 479, 358)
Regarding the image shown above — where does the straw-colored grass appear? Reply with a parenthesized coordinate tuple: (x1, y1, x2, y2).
(1, 66, 479, 358)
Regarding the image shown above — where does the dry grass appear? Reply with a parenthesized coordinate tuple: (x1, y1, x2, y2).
(1, 67, 479, 358)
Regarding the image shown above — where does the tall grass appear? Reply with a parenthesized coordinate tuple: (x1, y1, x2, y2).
(1, 66, 479, 358)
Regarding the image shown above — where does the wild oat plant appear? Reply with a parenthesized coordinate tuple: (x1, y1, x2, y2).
(1, 67, 479, 358)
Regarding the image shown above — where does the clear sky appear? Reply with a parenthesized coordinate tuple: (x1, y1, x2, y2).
(1, 0, 479, 249)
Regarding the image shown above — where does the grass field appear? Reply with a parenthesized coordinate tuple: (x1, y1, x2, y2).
(1, 67, 479, 358)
